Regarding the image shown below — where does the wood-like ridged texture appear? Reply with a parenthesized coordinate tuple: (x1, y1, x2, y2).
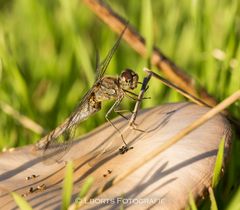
(0, 102, 232, 210)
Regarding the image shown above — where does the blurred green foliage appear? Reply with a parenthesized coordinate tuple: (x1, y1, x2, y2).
(0, 0, 240, 209)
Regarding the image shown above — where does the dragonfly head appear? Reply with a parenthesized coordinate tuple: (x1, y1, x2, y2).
(119, 69, 139, 90)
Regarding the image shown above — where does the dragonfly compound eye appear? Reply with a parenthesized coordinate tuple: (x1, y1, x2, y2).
(120, 69, 139, 90)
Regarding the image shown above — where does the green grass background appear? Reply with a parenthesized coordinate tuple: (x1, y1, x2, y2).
(0, 0, 239, 209)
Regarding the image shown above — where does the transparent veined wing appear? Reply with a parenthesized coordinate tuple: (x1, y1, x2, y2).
(95, 24, 128, 82)
(38, 24, 128, 164)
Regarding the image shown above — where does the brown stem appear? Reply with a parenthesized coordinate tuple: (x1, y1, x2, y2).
(83, 0, 217, 106)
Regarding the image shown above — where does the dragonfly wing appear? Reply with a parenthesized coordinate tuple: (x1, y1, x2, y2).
(41, 119, 77, 164)
(39, 89, 96, 163)
(96, 24, 128, 82)
(38, 24, 128, 164)
(88, 25, 129, 166)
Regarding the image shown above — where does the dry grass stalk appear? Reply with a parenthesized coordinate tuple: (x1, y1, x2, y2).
(0, 101, 44, 135)
(83, 0, 217, 106)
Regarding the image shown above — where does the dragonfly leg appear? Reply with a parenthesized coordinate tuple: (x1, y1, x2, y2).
(114, 105, 147, 133)
(124, 90, 151, 101)
(119, 144, 133, 154)
(105, 99, 126, 145)
(129, 122, 147, 133)
(114, 109, 134, 121)
(113, 97, 148, 134)
(105, 98, 133, 153)
(114, 109, 148, 132)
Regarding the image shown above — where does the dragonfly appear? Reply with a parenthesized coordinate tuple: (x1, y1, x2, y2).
(35, 25, 141, 162)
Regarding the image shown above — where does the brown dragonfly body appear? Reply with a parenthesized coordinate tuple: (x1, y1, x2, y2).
(36, 69, 138, 150)
(35, 26, 139, 160)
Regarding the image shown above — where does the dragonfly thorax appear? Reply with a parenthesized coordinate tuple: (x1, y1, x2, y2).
(94, 77, 122, 102)
(118, 69, 139, 90)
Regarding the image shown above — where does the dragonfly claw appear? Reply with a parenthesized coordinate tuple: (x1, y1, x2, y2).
(119, 145, 133, 154)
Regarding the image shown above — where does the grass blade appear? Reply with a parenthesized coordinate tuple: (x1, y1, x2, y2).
(79, 176, 94, 199)
(61, 161, 73, 210)
(226, 186, 240, 210)
(11, 192, 32, 210)
(212, 136, 225, 188)
(188, 192, 198, 210)
(209, 187, 218, 210)
(141, 0, 153, 61)
(72, 176, 94, 208)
